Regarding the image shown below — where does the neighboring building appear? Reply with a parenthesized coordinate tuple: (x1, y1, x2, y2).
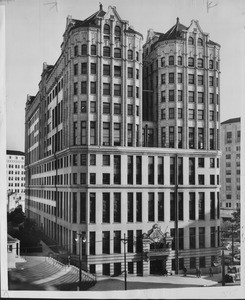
(220, 117, 241, 221)
(6, 150, 25, 212)
(25, 5, 221, 276)
(7, 234, 25, 269)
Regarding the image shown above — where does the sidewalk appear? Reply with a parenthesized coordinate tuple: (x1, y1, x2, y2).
(90, 274, 219, 291)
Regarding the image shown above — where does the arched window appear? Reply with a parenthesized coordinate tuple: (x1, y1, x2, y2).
(114, 48, 121, 58)
(169, 55, 174, 65)
(104, 24, 110, 35)
(91, 45, 96, 56)
(114, 26, 121, 36)
(81, 44, 87, 55)
(188, 36, 194, 45)
(161, 57, 165, 67)
(103, 46, 111, 57)
(197, 58, 203, 68)
(209, 60, 214, 69)
(197, 38, 203, 46)
(177, 56, 182, 66)
(128, 49, 133, 60)
(188, 57, 194, 67)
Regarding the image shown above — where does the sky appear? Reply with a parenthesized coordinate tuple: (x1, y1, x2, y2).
(4, 0, 245, 151)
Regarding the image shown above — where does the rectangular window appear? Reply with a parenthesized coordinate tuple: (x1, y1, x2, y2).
(90, 193, 96, 223)
(128, 85, 133, 97)
(188, 91, 194, 102)
(103, 155, 110, 166)
(89, 232, 95, 255)
(103, 122, 110, 146)
(169, 90, 174, 101)
(90, 173, 96, 184)
(169, 73, 174, 84)
(199, 257, 206, 268)
(189, 228, 196, 249)
(190, 257, 196, 269)
(90, 101, 96, 113)
(178, 90, 183, 101)
(127, 230, 134, 253)
(114, 84, 121, 96)
(103, 83, 110, 95)
(178, 108, 183, 119)
(114, 103, 121, 114)
(189, 127, 195, 149)
(188, 74, 194, 84)
(136, 156, 142, 184)
(90, 81, 96, 94)
(209, 93, 214, 104)
(199, 227, 205, 248)
(148, 156, 154, 184)
(81, 81, 87, 94)
(103, 64, 110, 76)
(158, 193, 164, 221)
(189, 109, 195, 119)
(198, 92, 204, 103)
(73, 121, 78, 145)
(102, 231, 110, 254)
(114, 155, 121, 184)
(90, 63, 96, 74)
(114, 193, 121, 223)
(136, 193, 142, 222)
(114, 231, 121, 253)
(128, 193, 134, 222)
(74, 82, 78, 95)
(158, 157, 164, 184)
(81, 63, 87, 74)
(128, 104, 133, 115)
(170, 192, 175, 221)
(179, 228, 184, 250)
(161, 73, 165, 84)
(74, 63, 78, 76)
(169, 126, 174, 148)
(170, 156, 175, 185)
(210, 192, 215, 219)
(209, 76, 214, 86)
(161, 90, 166, 102)
(128, 156, 133, 184)
(189, 192, 195, 220)
(114, 123, 121, 146)
(102, 193, 110, 223)
(178, 192, 183, 220)
(72, 192, 77, 223)
(210, 227, 216, 247)
(81, 101, 86, 113)
(103, 173, 110, 184)
(80, 121, 86, 145)
(128, 67, 133, 78)
(90, 121, 96, 145)
(198, 75, 203, 85)
(103, 102, 110, 114)
(169, 108, 175, 119)
(198, 110, 204, 120)
(80, 192, 86, 223)
(178, 73, 182, 83)
(178, 127, 183, 148)
(148, 193, 155, 222)
(114, 66, 121, 77)
(80, 173, 86, 184)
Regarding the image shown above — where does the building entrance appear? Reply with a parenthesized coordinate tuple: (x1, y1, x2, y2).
(150, 259, 164, 275)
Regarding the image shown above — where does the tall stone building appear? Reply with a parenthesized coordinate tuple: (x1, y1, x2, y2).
(25, 5, 221, 276)
(220, 117, 241, 220)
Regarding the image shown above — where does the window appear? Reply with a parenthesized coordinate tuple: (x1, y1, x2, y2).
(169, 90, 174, 101)
(73, 121, 78, 145)
(103, 155, 110, 166)
(90, 173, 96, 184)
(136, 193, 142, 221)
(74, 45, 78, 56)
(103, 64, 110, 76)
(188, 57, 194, 67)
(103, 46, 110, 57)
(128, 124, 133, 146)
(199, 257, 206, 268)
(178, 73, 182, 83)
(148, 193, 155, 222)
(114, 103, 121, 114)
(90, 63, 96, 75)
(158, 157, 164, 185)
(128, 193, 133, 222)
(104, 24, 110, 35)
(114, 155, 121, 184)
(197, 111, 204, 122)
(114, 194, 121, 223)
(177, 56, 182, 66)
(198, 75, 203, 85)
(136, 69, 139, 79)
(198, 175, 204, 185)
(197, 58, 203, 68)
(189, 192, 195, 220)
(114, 84, 121, 96)
(103, 122, 110, 145)
(128, 49, 133, 60)
(189, 157, 195, 184)
(103, 193, 110, 223)
(81, 63, 87, 74)
(81, 81, 87, 94)
(74, 64, 78, 76)
(210, 175, 215, 185)
(169, 56, 174, 65)
(189, 109, 195, 120)
(127, 156, 133, 184)
(103, 83, 110, 95)
(103, 173, 110, 184)
(128, 104, 133, 115)
(91, 44, 96, 55)
(81, 44, 87, 55)
(209, 93, 214, 104)
(161, 57, 165, 67)
(189, 228, 196, 249)
(161, 109, 166, 120)
(80, 173, 86, 184)
(103, 102, 110, 114)
(210, 111, 214, 121)
(161, 91, 166, 102)
(169, 108, 175, 119)
(210, 192, 215, 219)
(169, 73, 174, 84)
(161, 73, 166, 84)
(226, 131, 232, 143)
(102, 231, 110, 254)
(114, 66, 121, 77)
(114, 48, 121, 58)
(198, 128, 204, 149)
(170, 192, 175, 221)
(177, 90, 183, 102)
(199, 192, 205, 220)
(128, 67, 133, 78)
(114, 123, 121, 146)
(198, 92, 204, 103)
(199, 227, 205, 248)
(210, 227, 215, 247)
(209, 76, 214, 86)
(148, 156, 154, 184)
(189, 128, 195, 149)
(128, 85, 133, 97)
(178, 192, 183, 220)
(74, 82, 78, 95)
(90, 121, 96, 145)
(73, 101, 78, 114)
(178, 127, 183, 148)
(188, 36, 194, 45)
(188, 91, 194, 102)
(209, 60, 214, 69)
(188, 74, 194, 84)
(114, 25, 121, 36)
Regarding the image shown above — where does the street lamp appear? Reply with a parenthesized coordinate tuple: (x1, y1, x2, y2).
(75, 232, 86, 291)
(121, 233, 128, 290)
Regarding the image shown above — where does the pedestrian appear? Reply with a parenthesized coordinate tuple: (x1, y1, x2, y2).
(183, 266, 187, 277)
(196, 267, 199, 278)
(199, 268, 202, 278)
(209, 266, 213, 277)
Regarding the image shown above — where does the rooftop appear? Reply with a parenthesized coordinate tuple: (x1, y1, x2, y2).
(221, 117, 241, 125)
(7, 150, 25, 156)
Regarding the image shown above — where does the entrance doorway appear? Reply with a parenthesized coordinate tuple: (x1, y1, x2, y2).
(150, 259, 164, 275)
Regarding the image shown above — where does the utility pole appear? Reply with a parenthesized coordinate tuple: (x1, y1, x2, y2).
(121, 234, 128, 290)
(231, 224, 234, 265)
(222, 249, 225, 286)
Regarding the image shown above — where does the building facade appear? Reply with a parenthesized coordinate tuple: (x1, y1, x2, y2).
(6, 150, 25, 212)
(25, 5, 221, 276)
(220, 117, 241, 220)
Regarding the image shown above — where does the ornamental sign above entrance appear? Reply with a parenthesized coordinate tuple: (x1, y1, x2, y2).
(142, 224, 173, 259)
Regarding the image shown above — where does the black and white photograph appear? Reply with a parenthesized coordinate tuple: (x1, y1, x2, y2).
(0, 0, 244, 298)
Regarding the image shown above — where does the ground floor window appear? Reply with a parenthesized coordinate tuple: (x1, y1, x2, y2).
(199, 256, 206, 268)
(102, 263, 110, 275)
(179, 258, 184, 270)
(114, 262, 121, 276)
(128, 262, 134, 274)
(137, 261, 143, 275)
(190, 257, 196, 269)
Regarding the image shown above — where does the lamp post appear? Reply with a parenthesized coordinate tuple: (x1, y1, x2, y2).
(121, 234, 128, 290)
(75, 232, 86, 291)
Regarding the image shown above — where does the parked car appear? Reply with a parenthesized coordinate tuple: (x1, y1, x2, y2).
(225, 265, 241, 283)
